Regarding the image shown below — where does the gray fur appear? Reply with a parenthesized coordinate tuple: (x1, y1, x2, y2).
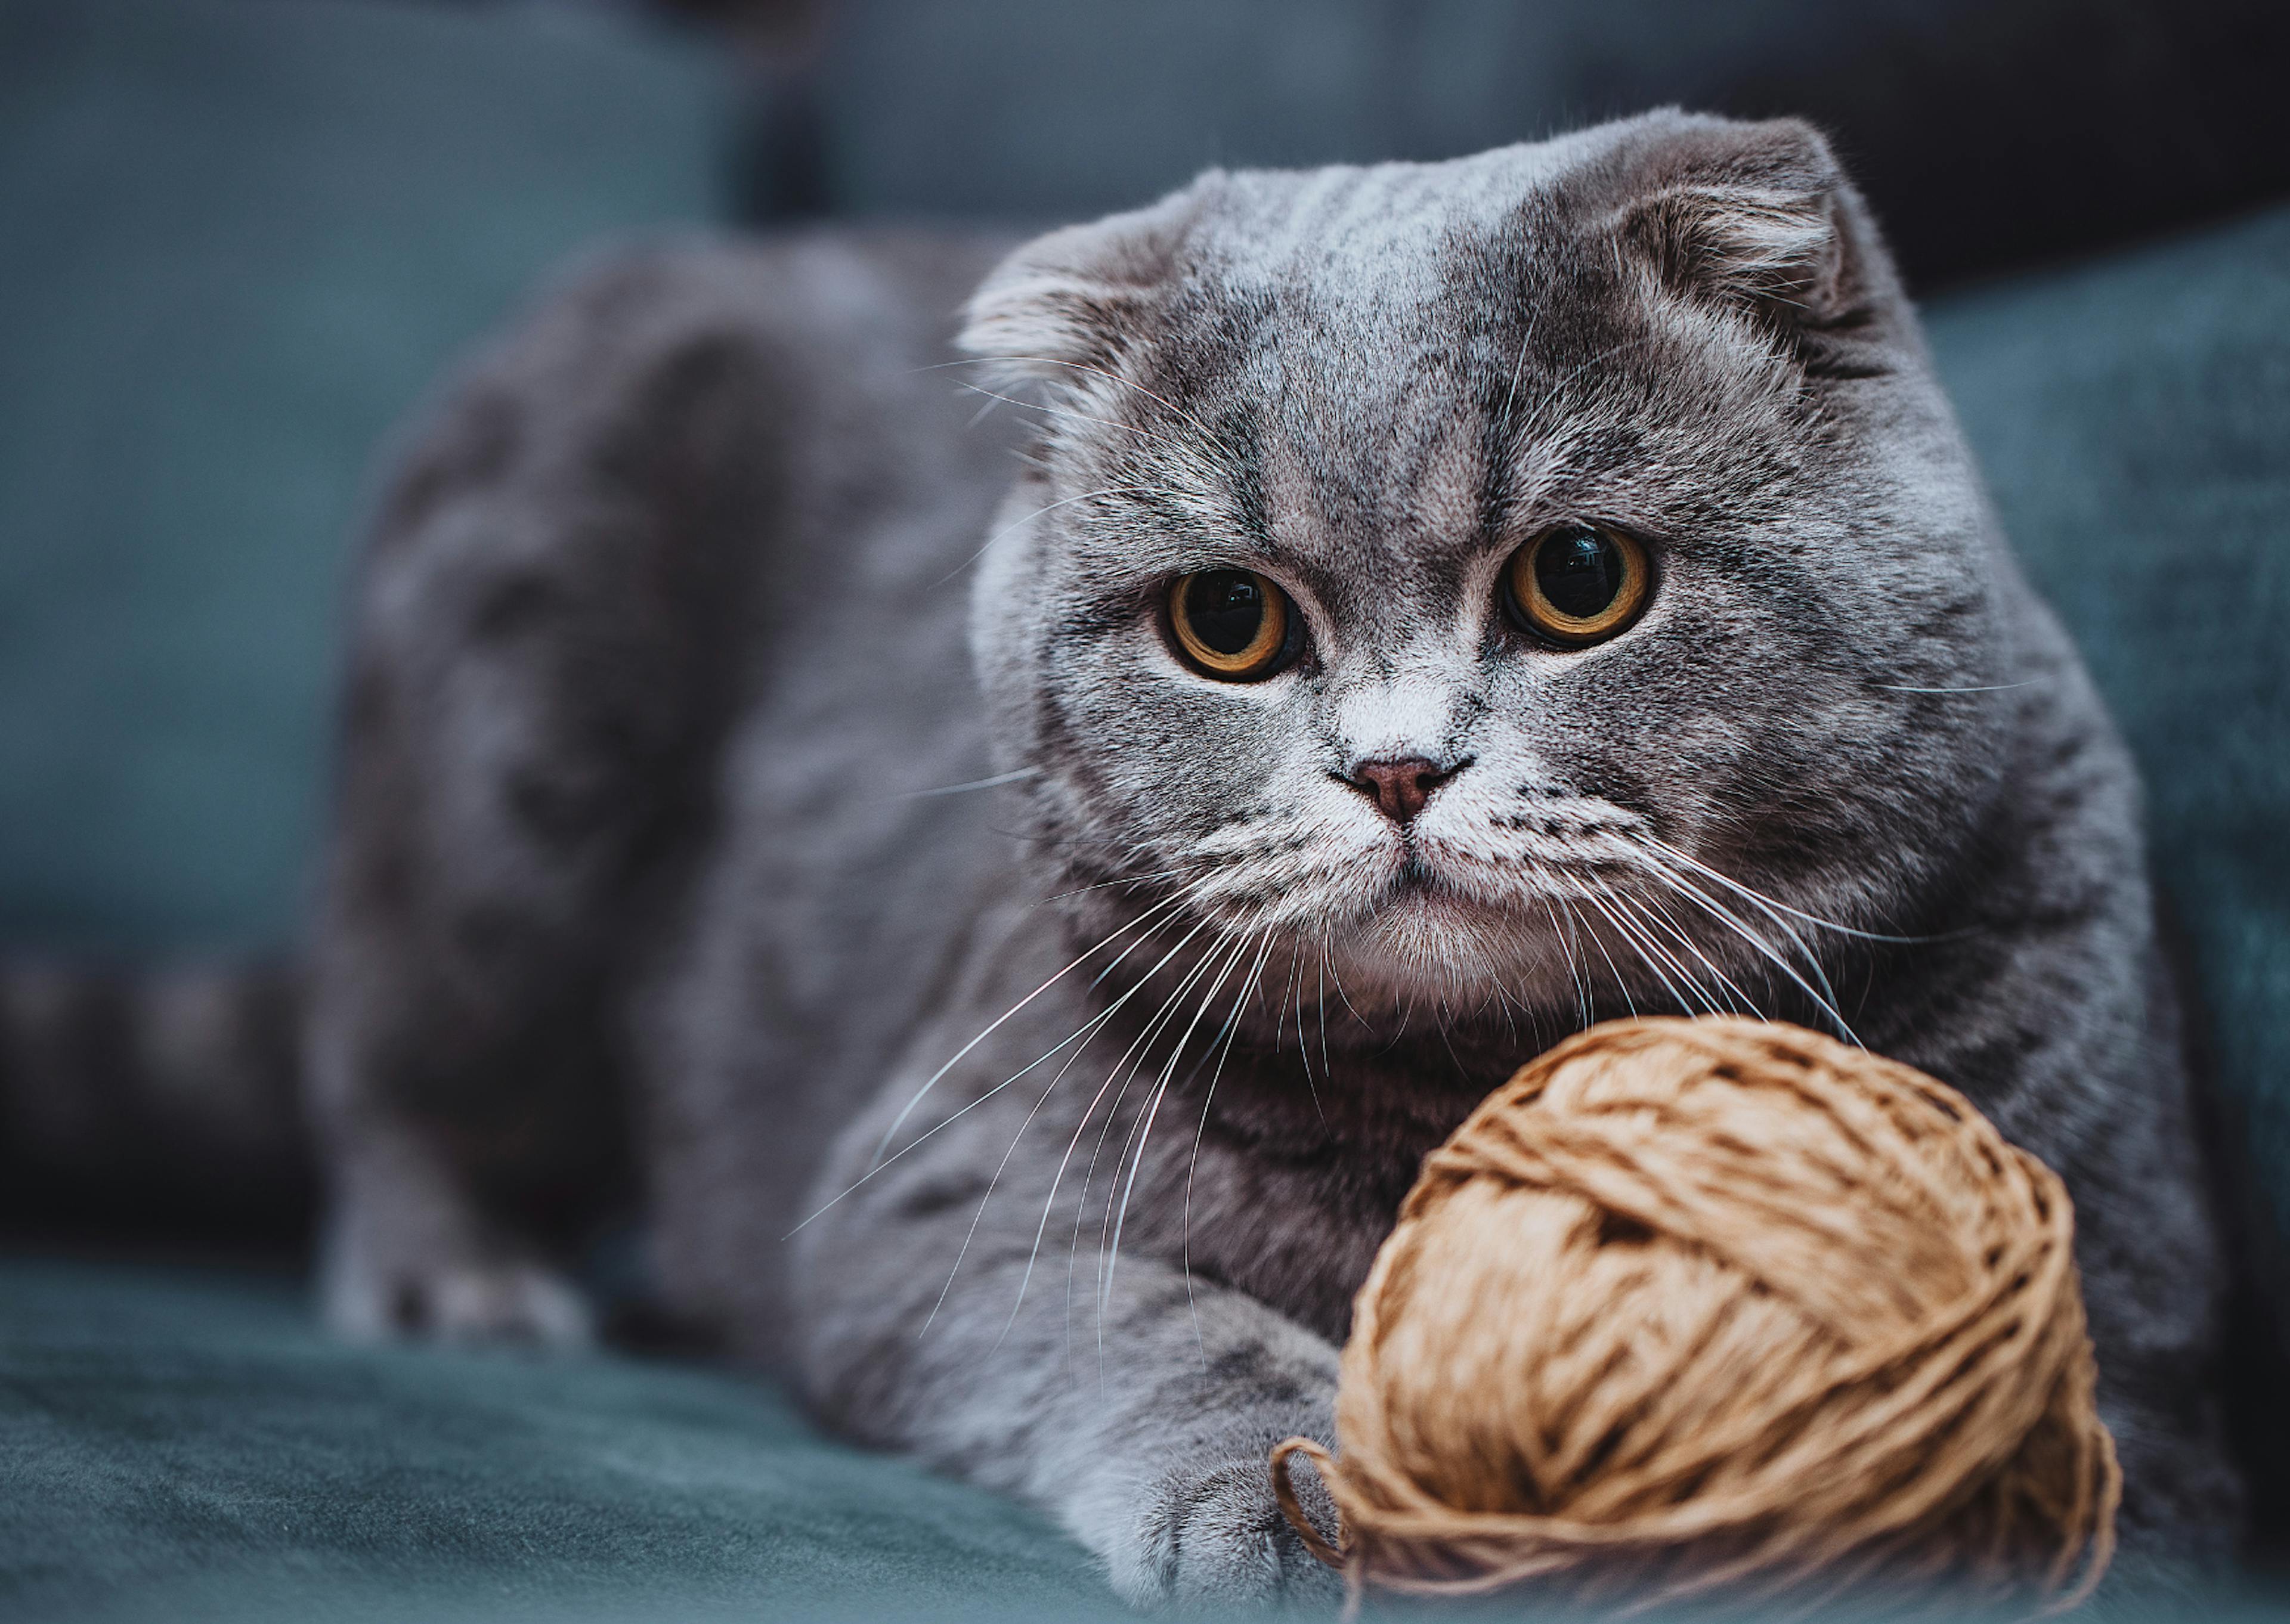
(2, 955, 305, 1222)
(307, 112, 2239, 1604)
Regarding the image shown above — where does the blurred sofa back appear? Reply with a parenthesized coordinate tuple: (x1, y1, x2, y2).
(778, 0, 2290, 290)
(0, 0, 733, 952)
(6, 0, 2286, 955)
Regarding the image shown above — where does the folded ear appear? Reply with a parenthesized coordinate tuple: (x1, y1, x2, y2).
(1602, 114, 1865, 327)
(958, 179, 1215, 386)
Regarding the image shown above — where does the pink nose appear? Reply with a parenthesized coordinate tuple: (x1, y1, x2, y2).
(1347, 757, 1462, 823)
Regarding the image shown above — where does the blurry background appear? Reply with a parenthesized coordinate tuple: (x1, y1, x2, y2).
(5, 0, 2286, 960)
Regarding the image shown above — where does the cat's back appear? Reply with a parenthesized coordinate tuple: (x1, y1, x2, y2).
(605, 231, 1045, 1352)
(358, 222, 1026, 918)
(338, 227, 1032, 1352)
(357, 224, 1022, 778)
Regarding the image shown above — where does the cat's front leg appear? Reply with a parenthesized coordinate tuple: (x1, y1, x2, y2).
(793, 1104, 1345, 1610)
(1061, 1269, 1347, 1608)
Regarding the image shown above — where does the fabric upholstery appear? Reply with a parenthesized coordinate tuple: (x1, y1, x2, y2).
(802, 0, 2290, 289)
(0, 1260, 1121, 1623)
(0, 0, 730, 952)
(1924, 206, 2290, 1307)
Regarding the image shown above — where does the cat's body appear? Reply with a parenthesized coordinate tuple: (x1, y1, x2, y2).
(307, 113, 2239, 1604)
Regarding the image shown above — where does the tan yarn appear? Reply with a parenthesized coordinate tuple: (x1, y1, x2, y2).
(1272, 1016, 2118, 1618)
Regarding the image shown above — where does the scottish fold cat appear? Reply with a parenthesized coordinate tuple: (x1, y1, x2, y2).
(305, 111, 2238, 1603)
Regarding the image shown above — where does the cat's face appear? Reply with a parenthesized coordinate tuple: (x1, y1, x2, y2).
(965, 113, 2012, 1034)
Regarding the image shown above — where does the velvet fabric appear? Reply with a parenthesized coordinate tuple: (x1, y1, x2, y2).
(0, 0, 730, 952)
(0, 1259, 1122, 1622)
(1926, 207, 2290, 1330)
(1, 1, 2285, 1617)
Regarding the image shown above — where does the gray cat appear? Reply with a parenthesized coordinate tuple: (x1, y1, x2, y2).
(302, 110, 2239, 1605)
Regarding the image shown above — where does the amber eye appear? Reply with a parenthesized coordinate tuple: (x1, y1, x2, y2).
(1503, 523, 1651, 646)
(1167, 569, 1297, 680)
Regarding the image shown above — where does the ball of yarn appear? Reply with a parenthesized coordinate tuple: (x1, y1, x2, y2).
(1272, 1016, 2118, 1616)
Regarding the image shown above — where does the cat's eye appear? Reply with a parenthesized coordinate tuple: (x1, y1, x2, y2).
(1166, 569, 1298, 681)
(1503, 522, 1650, 646)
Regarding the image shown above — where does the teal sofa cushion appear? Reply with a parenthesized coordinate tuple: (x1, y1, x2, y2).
(5, 1258, 2282, 1621)
(804, 0, 2290, 291)
(1924, 206, 2290, 1302)
(0, 0, 731, 953)
(0, 1260, 1122, 1624)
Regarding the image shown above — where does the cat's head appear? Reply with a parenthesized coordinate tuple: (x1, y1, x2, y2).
(959, 110, 2013, 1036)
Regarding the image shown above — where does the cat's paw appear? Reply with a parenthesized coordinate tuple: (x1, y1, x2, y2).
(1112, 1455, 1344, 1612)
(324, 1247, 593, 1350)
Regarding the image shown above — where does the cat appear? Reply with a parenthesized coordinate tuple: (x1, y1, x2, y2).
(298, 109, 2239, 1605)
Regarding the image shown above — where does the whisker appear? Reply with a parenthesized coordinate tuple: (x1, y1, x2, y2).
(1642, 836, 1953, 946)
(1613, 890, 1726, 1017)
(942, 917, 1248, 1345)
(1869, 680, 2040, 695)
(1184, 927, 1277, 1368)
(929, 484, 1150, 589)
(789, 887, 1205, 1236)
(982, 907, 1237, 1355)
(1325, 949, 1370, 1034)
(1629, 885, 1767, 1017)
(1636, 854, 1861, 1045)
(1316, 943, 1332, 1083)
(1274, 940, 1327, 1124)
(1542, 895, 1593, 1033)
(923, 999, 1139, 1339)
(928, 355, 1238, 462)
(1577, 900, 1638, 1018)
(1099, 930, 1253, 1332)
(924, 904, 1245, 1337)
(892, 765, 1042, 801)
(1062, 920, 1242, 1374)
(987, 978, 1186, 1358)
(955, 381, 1196, 462)
(1586, 887, 1701, 1017)
(1039, 866, 1200, 907)
(862, 885, 1198, 1170)
(1269, 939, 1301, 1068)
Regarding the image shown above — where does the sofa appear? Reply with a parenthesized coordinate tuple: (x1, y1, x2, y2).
(3, 2, 2286, 1618)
